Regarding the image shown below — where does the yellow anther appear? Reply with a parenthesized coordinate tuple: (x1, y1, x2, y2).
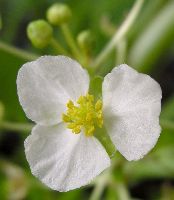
(86, 126, 95, 136)
(86, 113, 92, 122)
(67, 100, 74, 108)
(97, 118, 103, 128)
(62, 93, 103, 137)
(95, 100, 102, 111)
(97, 113, 103, 119)
(73, 126, 81, 134)
(77, 96, 84, 104)
(67, 123, 76, 129)
(86, 94, 94, 102)
(62, 114, 70, 122)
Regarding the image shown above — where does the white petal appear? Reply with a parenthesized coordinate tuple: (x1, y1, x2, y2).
(24, 123, 110, 192)
(17, 56, 89, 125)
(103, 64, 162, 161)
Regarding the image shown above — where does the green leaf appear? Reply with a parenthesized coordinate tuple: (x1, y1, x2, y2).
(128, 0, 174, 72)
(124, 144, 174, 182)
(161, 184, 174, 200)
(161, 95, 174, 121)
(58, 189, 82, 200)
(0, 172, 8, 200)
(156, 129, 174, 148)
(0, 49, 27, 121)
(27, 186, 54, 200)
(128, 0, 169, 43)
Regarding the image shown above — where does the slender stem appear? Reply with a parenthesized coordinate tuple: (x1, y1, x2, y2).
(160, 119, 174, 130)
(0, 41, 38, 61)
(60, 24, 82, 60)
(116, 39, 127, 65)
(95, 126, 116, 158)
(114, 182, 131, 200)
(89, 157, 120, 200)
(89, 181, 105, 200)
(93, 0, 144, 70)
(0, 121, 33, 132)
(50, 38, 69, 55)
(79, 46, 91, 67)
(89, 172, 110, 200)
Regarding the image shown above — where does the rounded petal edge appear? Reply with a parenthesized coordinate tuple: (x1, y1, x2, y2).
(17, 55, 90, 125)
(24, 123, 110, 191)
(103, 64, 162, 161)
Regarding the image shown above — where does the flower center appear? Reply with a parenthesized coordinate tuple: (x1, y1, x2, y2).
(62, 93, 103, 136)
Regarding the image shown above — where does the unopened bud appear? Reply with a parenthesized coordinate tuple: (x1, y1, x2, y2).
(27, 20, 53, 48)
(77, 30, 93, 51)
(46, 3, 72, 25)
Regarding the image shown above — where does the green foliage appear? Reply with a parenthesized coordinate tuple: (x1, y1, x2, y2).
(0, 0, 174, 199)
(0, 101, 5, 122)
(0, 172, 8, 200)
(161, 95, 174, 121)
(128, 0, 174, 72)
(0, 50, 26, 121)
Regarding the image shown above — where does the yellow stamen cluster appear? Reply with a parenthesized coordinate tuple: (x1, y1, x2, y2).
(62, 94, 103, 136)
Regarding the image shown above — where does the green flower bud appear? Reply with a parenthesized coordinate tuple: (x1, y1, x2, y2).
(77, 30, 93, 51)
(46, 3, 72, 25)
(27, 20, 53, 48)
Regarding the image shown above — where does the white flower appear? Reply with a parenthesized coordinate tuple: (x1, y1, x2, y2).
(17, 56, 162, 192)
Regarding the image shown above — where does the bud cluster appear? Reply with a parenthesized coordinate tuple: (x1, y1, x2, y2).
(27, 2, 94, 63)
(27, 3, 72, 49)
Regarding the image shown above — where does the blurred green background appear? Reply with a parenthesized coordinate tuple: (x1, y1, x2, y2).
(0, 0, 174, 199)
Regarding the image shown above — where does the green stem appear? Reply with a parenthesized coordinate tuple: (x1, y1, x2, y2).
(89, 181, 106, 200)
(0, 121, 33, 132)
(50, 38, 69, 55)
(89, 156, 120, 200)
(0, 41, 38, 61)
(79, 46, 91, 67)
(116, 39, 127, 65)
(93, 0, 144, 70)
(60, 24, 82, 60)
(114, 182, 131, 200)
(89, 172, 110, 200)
(95, 126, 116, 158)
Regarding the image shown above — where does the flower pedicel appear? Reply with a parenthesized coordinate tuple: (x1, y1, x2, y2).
(17, 56, 162, 192)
